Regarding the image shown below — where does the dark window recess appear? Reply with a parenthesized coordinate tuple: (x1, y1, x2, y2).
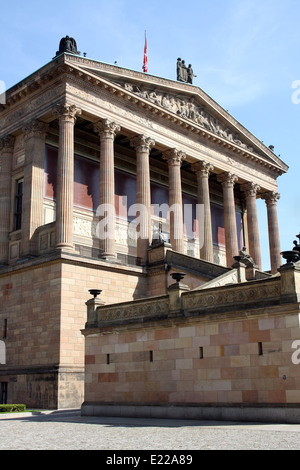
(258, 342, 263, 356)
(3, 319, 7, 339)
(0, 383, 7, 405)
(106, 354, 110, 365)
(199, 347, 204, 359)
(149, 351, 153, 362)
(14, 180, 23, 231)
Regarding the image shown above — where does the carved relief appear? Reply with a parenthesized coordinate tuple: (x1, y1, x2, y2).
(122, 83, 255, 153)
(98, 297, 169, 323)
(183, 280, 280, 311)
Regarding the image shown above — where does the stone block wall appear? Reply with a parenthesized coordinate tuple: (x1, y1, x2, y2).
(83, 310, 300, 407)
(0, 253, 147, 409)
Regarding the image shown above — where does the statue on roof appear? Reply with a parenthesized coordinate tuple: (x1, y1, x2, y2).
(177, 59, 196, 84)
(56, 36, 80, 56)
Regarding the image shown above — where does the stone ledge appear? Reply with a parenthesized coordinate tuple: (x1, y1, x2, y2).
(81, 402, 300, 424)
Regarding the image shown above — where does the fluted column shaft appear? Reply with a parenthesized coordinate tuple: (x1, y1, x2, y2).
(242, 182, 262, 270)
(0, 136, 14, 263)
(218, 172, 239, 267)
(262, 191, 281, 274)
(54, 104, 81, 250)
(193, 161, 214, 263)
(163, 149, 186, 254)
(130, 135, 155, 263)
(21, 120, 48, 255)
(94, 119, 120, 259)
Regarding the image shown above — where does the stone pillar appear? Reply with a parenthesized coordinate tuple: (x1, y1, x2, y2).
(262, 191, 281, 274)
(218, 172, 239, 267)
(163, 149, 186, 254)
(94, 119, 120, 259)
(130, 134, 155, 264)
(192, 161, 214, 263)
(21, 120, 48, 256)
(242, 182, 262, 271)
(53, 103, 81, 250)
(0, 135, 14, 263)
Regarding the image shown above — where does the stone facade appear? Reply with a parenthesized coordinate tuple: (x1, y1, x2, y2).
(0, 40, 289, 409)
(82, 263, 300, 423)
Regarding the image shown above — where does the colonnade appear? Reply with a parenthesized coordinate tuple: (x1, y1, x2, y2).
(0, 109, 282, 274)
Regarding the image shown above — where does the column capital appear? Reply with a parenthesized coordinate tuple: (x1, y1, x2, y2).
(130, 134, 155, 153)
(53, 103, 82, 123)
(192, 160, 214, 177)
(217, 172, 238, 187)
(94, 119, 120, 140)
(241, 182, 261, 197)
(23, 119, 49, 141)
(0, 135, 15, 152)
(261, 191, 280, 207)
(162, 148, 186, 166)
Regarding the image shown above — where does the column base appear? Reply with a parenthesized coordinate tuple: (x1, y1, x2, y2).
(99, 252, 117, 262)
(55, 243, 75, 252)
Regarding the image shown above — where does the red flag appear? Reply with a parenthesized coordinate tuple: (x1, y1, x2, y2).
(142, 32, 148, 73)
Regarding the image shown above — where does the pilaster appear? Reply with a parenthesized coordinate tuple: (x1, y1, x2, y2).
(0, 135, 15, 263)
(21, 120, 48, 256)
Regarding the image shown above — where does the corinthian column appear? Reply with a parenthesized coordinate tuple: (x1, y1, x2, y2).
(130, 134, 155, 264)
(262, 191, 281, 274)
(21, 120, 48, 256)
(53, 103, 81, 250)
(242, 182, 262, 271)
(192, 161, 214, 263)
(0, 136, 14, 263)
(218, 172, 239, 267)
(94, 119, 120, 259)
(163, 149, 186, 254)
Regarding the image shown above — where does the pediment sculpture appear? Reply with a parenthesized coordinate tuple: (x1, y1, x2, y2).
(123, 82, 255, 153)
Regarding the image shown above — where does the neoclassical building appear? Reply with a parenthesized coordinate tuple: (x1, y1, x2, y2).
(0, 38, 289, 409)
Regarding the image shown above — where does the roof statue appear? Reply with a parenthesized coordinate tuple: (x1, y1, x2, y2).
(56, 36, 80, 56)
(177, 58, 197, 84)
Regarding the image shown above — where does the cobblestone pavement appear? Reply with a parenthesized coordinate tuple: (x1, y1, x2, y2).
(1, 409, 300, 450)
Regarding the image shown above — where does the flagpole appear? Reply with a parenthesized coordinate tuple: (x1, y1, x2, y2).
(143, 30, 148, 73)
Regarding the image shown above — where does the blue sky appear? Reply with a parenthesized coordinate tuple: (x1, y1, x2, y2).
(1, 0, 300, 270)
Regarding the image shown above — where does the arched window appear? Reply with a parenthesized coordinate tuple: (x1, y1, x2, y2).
(0, 341, 6, 365)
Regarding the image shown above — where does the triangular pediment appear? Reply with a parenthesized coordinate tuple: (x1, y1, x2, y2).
(66, 56, 286, 173)
(4, 52, 286, 174)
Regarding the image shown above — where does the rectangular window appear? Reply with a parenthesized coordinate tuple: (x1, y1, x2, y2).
(199, 347, 204, 359)
(14, 179, 23, 231)
(0, 383, 7, 405)
(3, 319, 7, 339)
